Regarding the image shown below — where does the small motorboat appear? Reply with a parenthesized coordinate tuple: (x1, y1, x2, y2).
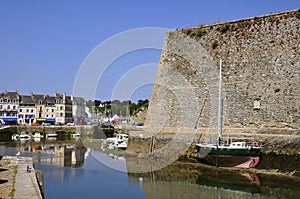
(116, 141, 128, 150)
(71, 133, 81, 139)
(19, 132, 31, 139)
(46, 133, 58, 139)
(11, 134, 20, 140)
(106, 134, 128, 150)
(32, 132, 44, 138)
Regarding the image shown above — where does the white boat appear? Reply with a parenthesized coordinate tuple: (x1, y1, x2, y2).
(32, 132, 44, 138)
(106, 134, 128, 150)
(116, 141, 128, 150)
(33, 137, 41, 142)
(46, 133, 58, 139)
(19, 132, 31, 139)
(11, 134, 20, 140)
(71, 133, 81, 139)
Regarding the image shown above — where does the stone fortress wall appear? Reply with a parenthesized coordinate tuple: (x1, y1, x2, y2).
(146, 10, 300, 133)
(127, 10, 300, 155)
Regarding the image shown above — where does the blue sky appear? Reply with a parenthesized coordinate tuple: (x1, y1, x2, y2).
(0, 1, 299, 102)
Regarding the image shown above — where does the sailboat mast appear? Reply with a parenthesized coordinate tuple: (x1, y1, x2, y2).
(217, 59, 222, 143)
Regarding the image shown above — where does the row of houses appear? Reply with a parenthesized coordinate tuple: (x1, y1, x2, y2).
(0, 90, 88, 125)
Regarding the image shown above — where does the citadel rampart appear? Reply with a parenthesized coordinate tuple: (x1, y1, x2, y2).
(127, 10, 300, 159)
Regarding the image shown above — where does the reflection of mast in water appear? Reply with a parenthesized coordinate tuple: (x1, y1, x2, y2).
(148, 160, 156, 183)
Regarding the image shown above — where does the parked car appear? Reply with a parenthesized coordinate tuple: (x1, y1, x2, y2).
(31, 122, 39, 126)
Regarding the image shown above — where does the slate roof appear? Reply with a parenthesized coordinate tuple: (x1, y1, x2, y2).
(31, 94, 46, 104)
(0, 91, 20, 99)
(19, 95, 34, 105)
(45, 96, 56, 105)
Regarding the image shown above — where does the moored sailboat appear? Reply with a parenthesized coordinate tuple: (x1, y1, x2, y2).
(196, 60, 261, 168)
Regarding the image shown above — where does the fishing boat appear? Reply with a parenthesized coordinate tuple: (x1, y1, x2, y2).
(195, 60, 261, 168)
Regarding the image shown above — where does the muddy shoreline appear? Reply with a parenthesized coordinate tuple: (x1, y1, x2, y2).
(126, 133, 300, 177)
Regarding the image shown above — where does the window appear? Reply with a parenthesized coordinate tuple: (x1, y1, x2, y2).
(39, 100, 42, 105)
(46, 114, 48, 118)
(31, 109, 34, 113)
(253, 99, 261, 110)
(60, 113, 63, 117)
(26, 109, 29, 112)
(0, 105, 2, 109)
(13, 106, 16, 110)
(7, 99, 10, 103)
(7, 105, 10, 109)
(39, 113, 42, 118)
(51, 115, 53, 118)
(52, 109, 54, 112)
(60, 106, 63, 110)
(40, 107, 42, 112)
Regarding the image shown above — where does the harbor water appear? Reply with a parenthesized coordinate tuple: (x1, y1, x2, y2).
(0, 132, 300, 199)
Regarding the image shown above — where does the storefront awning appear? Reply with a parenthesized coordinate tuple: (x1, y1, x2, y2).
(46, 118, 55, 122)
(36, 118, 46, 122)
(2, 117, 17, 121)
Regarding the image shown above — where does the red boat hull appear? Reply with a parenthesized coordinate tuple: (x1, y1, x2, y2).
(201, 155, 260, 168)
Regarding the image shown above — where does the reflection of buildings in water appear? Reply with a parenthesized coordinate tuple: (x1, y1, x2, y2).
(84, 148, 92, 159)
(64, 146, 87, 168)
(20, 143, 87, 168)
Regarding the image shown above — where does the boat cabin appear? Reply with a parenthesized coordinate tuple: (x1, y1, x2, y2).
(229, 142, 246, 148)
(116, 134, 128, 141)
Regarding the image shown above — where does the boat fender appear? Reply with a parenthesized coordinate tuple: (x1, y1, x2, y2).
(253, 141, 259, 147)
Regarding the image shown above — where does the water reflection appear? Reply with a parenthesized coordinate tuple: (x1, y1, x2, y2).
(1, 133, 300, 199)
(5, 137, 87, 168)
(127, 160, 300, 199)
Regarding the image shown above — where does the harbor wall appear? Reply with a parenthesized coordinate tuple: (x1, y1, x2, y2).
(126, 10, 300, 170)
(126, 10, 300, 148)
(145, 9, 299, 135)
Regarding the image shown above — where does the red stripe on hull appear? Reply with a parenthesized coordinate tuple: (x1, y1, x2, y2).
(202, 155, 260, 168)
